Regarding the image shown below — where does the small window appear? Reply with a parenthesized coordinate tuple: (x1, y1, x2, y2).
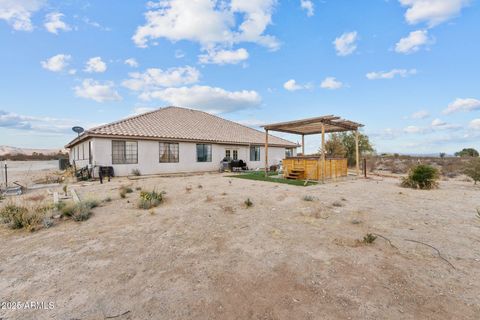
(250, 146, 260, 161)
(285, 148, 294, 158)
(233, 150, 238, 160)
(197, 144, 212, 162)
(112, 140, 138, 164)
(225, 150, 231, 160)
(159, 142, 179, 163)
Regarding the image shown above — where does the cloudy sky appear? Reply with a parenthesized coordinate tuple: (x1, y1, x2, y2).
(0, 0, 479, 154)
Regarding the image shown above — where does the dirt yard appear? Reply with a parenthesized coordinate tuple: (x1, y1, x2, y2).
(0, 173, 479, 319)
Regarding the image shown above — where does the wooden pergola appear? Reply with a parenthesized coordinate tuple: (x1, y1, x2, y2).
(262, 115, 364, 181)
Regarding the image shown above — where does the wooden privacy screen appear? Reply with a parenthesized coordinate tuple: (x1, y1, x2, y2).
(283, 157, 348, 180)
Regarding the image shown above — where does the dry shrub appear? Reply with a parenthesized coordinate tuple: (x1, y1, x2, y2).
(59, 200, 97, 221)
(464, 158, 480, 184)
(138, 190, 165, 209)
(244, 198, 253, 208)
(401, 164, 439, 190)
(0, 202, 51, 231)
(25, 194, 46, 202)
(119, 185, 133, 198)
(223, 206, 235, 214)
(362, 233, 377, 244)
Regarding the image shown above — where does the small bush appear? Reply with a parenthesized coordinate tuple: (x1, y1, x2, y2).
(138, 190, 165, 210)
(135, 187, 142, 191)
(119, 186, 133, 199)
(332, 201, 344, 207)
(60, 201, 96, 221)
(131, 169, 141, 176)
(61, 203, 76, 217)
(363, 233, 377, 244)
(84, 200, 99, 209)
(103, 197, 112, 202)
(464, 158, 480, 185)
(43, 217, 54, 228)
(303, 195, 315, 202)
(244, 198, 253, 208)
(0, 203, 42, 231)
(71, 203, 92, 221)
(401, 164, 439, 190)
(54, 201, 66, 211)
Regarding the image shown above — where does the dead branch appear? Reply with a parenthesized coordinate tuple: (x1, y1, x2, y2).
(105, 310, 131, 319)
(373, 233, 398, 249)
(404, 239, 456, 270)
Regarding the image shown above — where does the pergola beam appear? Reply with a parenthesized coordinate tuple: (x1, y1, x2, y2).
(263, 114, 364, 180)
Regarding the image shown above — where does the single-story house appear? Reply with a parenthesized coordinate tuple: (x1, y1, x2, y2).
(65, 106, 298, 176)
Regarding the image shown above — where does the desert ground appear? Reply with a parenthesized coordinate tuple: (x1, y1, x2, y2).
(0, 166, 480, 319)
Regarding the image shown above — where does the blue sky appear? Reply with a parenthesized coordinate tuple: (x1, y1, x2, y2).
(0, 0, 479, 154)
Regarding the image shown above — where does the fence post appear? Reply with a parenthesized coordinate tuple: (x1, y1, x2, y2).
(4, 162, 7, 187)
(363, 158, 367, 178)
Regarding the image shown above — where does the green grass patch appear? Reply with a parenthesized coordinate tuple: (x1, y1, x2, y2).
(229, 172, 317, 186)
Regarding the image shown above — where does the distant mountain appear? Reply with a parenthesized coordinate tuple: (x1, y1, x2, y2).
(0, 145, 64, 156)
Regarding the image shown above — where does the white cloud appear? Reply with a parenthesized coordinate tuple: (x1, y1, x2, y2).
(84, 57, 107, 73)
(236, 118, 266, 127)
(366, 68, 417, 80)
(74, 79, 122, 102)
(0, 109, 78, 134)
(320, 77, 343, 90)
(139, 85, 261, 114)
(44, 12, 70, 34)
(174, 50, 186, 59)
(469, 119, 480, 130)
(0, 0, 45, 31)
(124, 58, 139, 68)
(403, 125, 424, 134)
(133, 107, 156, 115)
(132, 0, 279, 53)
(333, 31, 358, 56)
(403, 118, 460, 135)
(443, 98, 480, 114)
(283, 79, 311, 91)
(399, 0, 470, 27)
(300, 0, 314, 17)
(431, 118, 446, 127)
(122, 66, 200, 91)
(82, 17, 110, 31)
(395, 29, 432, 54)
(41, 54, 71, 72)
(199, 48, 249, 65)
(411, 110, 429, 119)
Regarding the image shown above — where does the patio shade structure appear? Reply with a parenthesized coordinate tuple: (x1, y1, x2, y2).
(262, 115, 364, 181)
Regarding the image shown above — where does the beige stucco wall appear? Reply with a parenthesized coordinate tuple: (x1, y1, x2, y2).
(70, 137, 296, 176)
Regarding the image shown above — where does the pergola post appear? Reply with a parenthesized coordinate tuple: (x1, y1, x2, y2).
(321, 123, 325, 183)
(355, 129, 360, 176)
(265, 129, 269, 177)
(301, 134, 305, 155)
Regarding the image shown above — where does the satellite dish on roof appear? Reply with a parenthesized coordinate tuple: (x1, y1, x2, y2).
(72, 126, 84, 136)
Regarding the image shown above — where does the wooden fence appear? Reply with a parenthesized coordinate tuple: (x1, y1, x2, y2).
(283, 157, 348, 180)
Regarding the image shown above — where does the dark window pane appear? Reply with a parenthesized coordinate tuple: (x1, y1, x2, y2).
(197, 144, 212, 162)
(112, 140, 138, 164)
(250, 146, 260, 161)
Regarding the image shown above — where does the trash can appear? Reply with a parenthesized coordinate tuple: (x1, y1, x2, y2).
(59, 158, 70, 170)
